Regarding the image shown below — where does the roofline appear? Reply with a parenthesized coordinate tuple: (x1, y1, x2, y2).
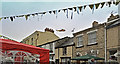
(37, 36, 71, 47)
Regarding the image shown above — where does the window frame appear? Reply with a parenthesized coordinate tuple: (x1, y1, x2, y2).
(87, 30, 97, 45)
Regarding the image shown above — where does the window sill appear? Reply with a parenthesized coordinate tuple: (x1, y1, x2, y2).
(87, 42, 98, 46)
(76, 45, 84, 48)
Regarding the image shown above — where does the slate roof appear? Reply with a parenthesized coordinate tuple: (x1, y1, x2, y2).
(55, 37, 74, 48)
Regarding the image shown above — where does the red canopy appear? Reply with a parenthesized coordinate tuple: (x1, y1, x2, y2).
(0, 39, 49, 64)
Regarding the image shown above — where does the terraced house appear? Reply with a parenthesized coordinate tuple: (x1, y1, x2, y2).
(72, 14, 120, 63)
(21, 28, 59, 46)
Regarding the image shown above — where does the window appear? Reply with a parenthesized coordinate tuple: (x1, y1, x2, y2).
(88, 31, 97, 45)
(63, 47, 67, 55)
(31, 38, 33, 45)
(77, 36, 83, 47)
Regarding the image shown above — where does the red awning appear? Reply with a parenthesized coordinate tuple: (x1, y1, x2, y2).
(0, 39, 49, 64)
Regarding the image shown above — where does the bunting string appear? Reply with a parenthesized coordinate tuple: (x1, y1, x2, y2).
(0, 1, 120, 21)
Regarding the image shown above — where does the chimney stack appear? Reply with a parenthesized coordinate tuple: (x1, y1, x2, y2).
(92, 21, 99, 27)
(45, 28, 54, 33)
(107, 14, 119, 22)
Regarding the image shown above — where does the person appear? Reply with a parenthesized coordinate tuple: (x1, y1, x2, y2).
(89, 58, 95, 64)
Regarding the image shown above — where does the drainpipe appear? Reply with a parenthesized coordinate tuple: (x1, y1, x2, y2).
(104, 23, 107, 62)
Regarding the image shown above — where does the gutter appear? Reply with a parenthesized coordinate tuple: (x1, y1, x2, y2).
(104, 23, 107, 62)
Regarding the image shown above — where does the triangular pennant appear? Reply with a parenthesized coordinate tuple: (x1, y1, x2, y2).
(71, 9, 74, 19)
(66, 8, 68, 18)
(53, 11, 56, 14)
(35, 13, 38, 15)
(89, 4, 94, 10)
(42, 12, 46, 14)
(32, 14, 35, 16)
(49, 11, 52, 14)
(68, 8, 72, 10)
(78, 6, 82, 12)
(58, 10, 61, 12)
(113, 1, 116, 4)
(84, 5, 87, 9)
(101, 2, 105, 8)
(4, 17, 7, 19)
(0, 18, 2, 21)
(107, 2, 111, 7)
(115, 1, 120, 5)
(77, 7, 80, 14)
(95, 3, 100, 9)
(13, 16, 15, 19)
(10, 17, 13, 21)
(56, 10, 58, 18)
(63, 9, 67, 12)
(73, 7, 76, 11)
(25, 15, 28, 20)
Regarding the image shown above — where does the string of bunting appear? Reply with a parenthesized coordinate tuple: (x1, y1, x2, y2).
(0, 1, 120, 21)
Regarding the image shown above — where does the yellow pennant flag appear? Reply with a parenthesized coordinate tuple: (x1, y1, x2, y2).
(115, 1, 120, 5)
(89, 4, 94, 10)
(84, 5, 87, 9)
(25, 15, 28, 20)
(101, 2, 105, 8)
(0, 18, 1, 21)
(78, 6, 82, 12)
(95, 3, 100, 9)
(107, 2, 111, 7)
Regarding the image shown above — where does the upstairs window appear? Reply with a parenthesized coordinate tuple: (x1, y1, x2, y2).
(88, 31, 97, 45)
(77, 36, 83, 47)
(31, 38, 33, 45)
(50, 43, 53, 52)
(63, 47, 67, 55)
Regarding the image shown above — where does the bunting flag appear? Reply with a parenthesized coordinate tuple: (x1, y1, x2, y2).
(92, 4, 95, 14)
(78, 6, 82, 12)
(95, 3, 100, 9)
(53, 10, 56, 14)
(0, 18, 2, 21)
(108, 2, 112, 7)
(89, 4, 94, 10)
(84, 5, 87, 9)
(101, 2, 105, 8)
(49, 11, 52, 14)
(115, 1, 120, 5)
(77, 7, 80, 14)
(63, 9, 67, 12)
(0, 1, 116, 21)
(73, 7, 77, 12)
(56, 10, 58, 18)
(10, 17, 14, 21)
(71, 8, 73, 19)
(66, 8, 69, 18)
(58, 10, 61, 12)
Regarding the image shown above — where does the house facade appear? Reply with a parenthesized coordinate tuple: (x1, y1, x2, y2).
(72, 14, 120, 63)
(106, 16, 120, 63)
(55, 37, 74, 64)
(37, 41, 56, 64)
(21, 28, 59, 46)
(73, 21, 105, 62)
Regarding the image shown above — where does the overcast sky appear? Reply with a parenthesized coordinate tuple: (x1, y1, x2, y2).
(0, 0, 119, 42)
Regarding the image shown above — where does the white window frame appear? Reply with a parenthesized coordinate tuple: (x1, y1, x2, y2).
(87, 30, 97, 45)
(76, 34, 83, 47)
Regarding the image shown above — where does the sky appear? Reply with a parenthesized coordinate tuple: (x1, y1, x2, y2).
(0, 0, 119, 42)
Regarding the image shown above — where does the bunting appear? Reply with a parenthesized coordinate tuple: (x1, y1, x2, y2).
(0, 1, 118, 21)
(71, 8, 74, 19)
(66, 8, 69, 18)
(95, 3, 100, 9)
(101, 2, 105, 8)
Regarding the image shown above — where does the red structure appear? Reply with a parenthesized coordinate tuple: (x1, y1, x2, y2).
(0, 39, 49, 64)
